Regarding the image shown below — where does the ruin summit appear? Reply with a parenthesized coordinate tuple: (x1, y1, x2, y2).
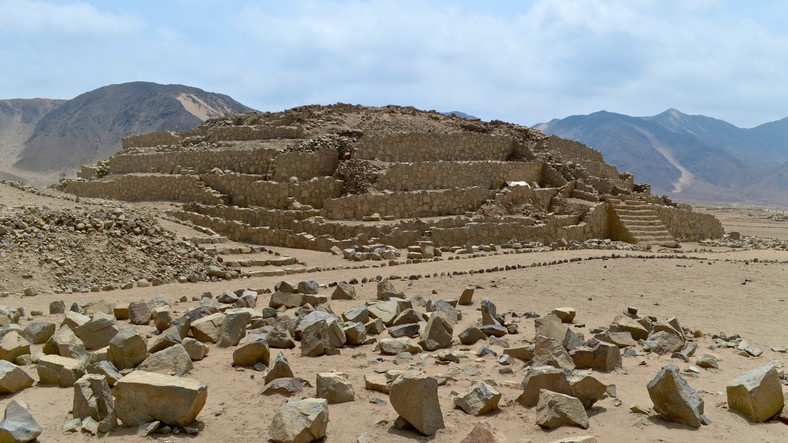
(62, 104, 723, 255)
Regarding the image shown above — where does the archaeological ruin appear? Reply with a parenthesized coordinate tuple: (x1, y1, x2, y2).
(62, 104, 724, 256)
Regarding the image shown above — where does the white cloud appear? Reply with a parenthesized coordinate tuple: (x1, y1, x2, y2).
(0, 0, 142, 36)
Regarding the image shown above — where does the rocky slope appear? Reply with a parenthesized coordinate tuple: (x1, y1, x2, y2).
(0, 82, 253, 185)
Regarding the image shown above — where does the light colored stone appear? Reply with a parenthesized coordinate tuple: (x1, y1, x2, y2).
(567, 373, 607, 409)
(36, 354, 86, 387)
(217, 310, 252, 347)
(265, 352, 294, 383)
(644, 331, 685, 355)
(149, 327, 182, 353)
(535, 389, 589, 429)
(269, 398, 329, 443)
(458, 287, 474, 306)
(533, 335, 575, 370)
(389, 373, 444, 436)
(182, 337, 209, 361)
(551, 307, 576, 323)
(43, 325, 87, 359)
(0, 360, 33, 394)
(190, 313, 226, 344)
(73, 374, 116, 433)
(75, 312, 119, 350)
(21, 322, 55, 345)
(517, 366, 571, 407)
(138, 344, 193, 373)
(726, 365, 784, 423)
(233, 333, 270, 367)
(113, 371, 207, 427)
(459, 420, 505, 442)
(0, 400, 41, 443)
(647, 364, 704, 428)
(454, 381, 501, 416)
(316, 371, 355, 404)
(107, 326, 148, 370)
(419, 313, 453, 351)
(332, 282, 357, 300)
(0, 331, 29, 363)
(570, 342, 620, 372)
(367, 301, 400, 326)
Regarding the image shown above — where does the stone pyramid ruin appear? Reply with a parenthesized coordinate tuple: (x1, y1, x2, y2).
(61, 104, 724, 256)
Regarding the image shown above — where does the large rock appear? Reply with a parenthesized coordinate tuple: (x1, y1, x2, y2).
(265, 352, 294, 383)
(269, 398, 329, 443)
(190, 313, 226, 344)
(342, 306, 369, 324)
(128, 302, 151, 325)
(533, 335, 575, 370)
(332, 282, 357, 300)
(270, 291, 304, 309)
(377, 280, 403, 300)
(233, 333, 270, 367)
(37, 354, 86, 387)
(107, 326, 148, 370)
(726, 365, 784, 423)
(152, 306, 173, 332)
(419, 313, 453, 351)
(551, 307, 576, 323)
(296, 311, 345, 346)
(570, 342, 621, 372)
(266, 323, 296, 349)
(137, 344, 193, 373)
(647, 364, 704, 428)
(567, 373, 607, 409)
(149, 327, 182, 353)
(341, 322, 367, 345)
(535, 315, 584, 350)
(389, 374, 444, 436)
(0, 331, 29, 363)
(217, 310, 252, 347)
(536, 389, 589, 429)
(86, 360, 123, 386)
(517, 366, 572, 407)
(43, 325, 87, 359)
(260, 378, 306, 397)
(75, 312, 119, 350)
(459, 326, 488, 345)
(0, 360, 33, 394)
(73, 374, 116, 433)
(425, 300, 460, 324)
(480, 298, 500, 326)
(459, 420, 504, 443)
(301, 320, 332, 357)
(454, 381, 501, 416)
(182, 337, 209, 361)
(21, 321, 55, 345)
(367, 301, 400, 326)
(316, 372, 355, 404)
(643, 331, 684, 355)
(377, 338, 423, 355)
(113, 371, 207, 427)
(458, 287, 474, 306)
(610, 315, 649, 341)
(0, 400, 41, 443)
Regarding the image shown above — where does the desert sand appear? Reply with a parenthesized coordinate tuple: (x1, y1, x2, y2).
(0, 183, 786, 442)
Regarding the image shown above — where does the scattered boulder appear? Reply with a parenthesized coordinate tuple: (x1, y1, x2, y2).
(233, 334, 270, 367)
(536, 389, 589, 429)
(73, 374, 116, 433)
(610, 315, 649, 341)
(377, 280, 403, 300)
(389, 374, 444, 436)
(533, 335, 575, 370)
(137, 344, 193, 373)
(695, 354, 719, 369)
(454, 381, 501, 416)
(0, 400, 41, 443)
(113, 371, 207, 427)
(377, 338, 422, 355)
(342, 306, 369, 324)
(182, 337, 209, 361)
(190, 313, 226, 344)
(21, 322, 55, 345)
(647, 364, 704, 428)
(570, 342, 621, 372)
(726, 365, 784, 423)
(301, 320, 333, 357)
(75, 312, 119, 350)
(644, 331, 684, 355)
(43, 325, 87, 359)
(0, 360, 33, 394)
(551, 307, 576, 323)
(0, 331, 30, 363)
(518, 366, 572, 407)
(419, 313, 454, 351)
(535, 315, 584, 350)
(459, 326, 488, 345)
(367, 301, 400, 326)
(480, 298, 501, 326)
(316, 372, 355, 404)
(217, 310, 252, 347)
(86, 361, 123, 386)
(458, 287, 474, 306)
(341, 322, 367, 345)
(107, 326, 148, 370)
(332, 282, 357, 300)
(265, 352, 294, 383)
(149, 327, 182, 354)
(128, 302, 151, 325)
(260, 378, 306, 397)
(37, 354, 86, 387)
(270, 291, 303, 309)
(269, 398, 329, 443)
(298, 280, 319, 295)
(567, 373, 607, 409)
(459, 420, 505, 443)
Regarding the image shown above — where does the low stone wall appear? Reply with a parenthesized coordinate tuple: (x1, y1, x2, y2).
(121, 131, 180, 149)
(244, 177, 343, 209)
(108, 149, 278, 175)
(542, 135, 605, 163)
(579, 160, 620, 181)
(322, 187, 495, 220)
(374, 160, 543, 191)
(78, 165, 101, 180)
(271, 148, 339, 181)
(184, 203, 320, 228)
(652, 205, 724, 240)
(64, 174, 226, 205)
(179, 125, 306, 141)
(354, 133, 515, 162)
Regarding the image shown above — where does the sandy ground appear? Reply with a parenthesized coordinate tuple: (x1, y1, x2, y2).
(0, 187, 786, 442)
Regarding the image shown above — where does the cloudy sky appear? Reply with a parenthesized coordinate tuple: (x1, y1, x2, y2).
(1, 0, 786, 128)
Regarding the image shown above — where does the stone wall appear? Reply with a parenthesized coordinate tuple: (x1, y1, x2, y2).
(245, 177, 343, 209)
(108, 149, 278, 175)
(374, 160, 543, 191)
(321, 187, 495, 220)
(354, 133, 515, 162)
(179, 125, 306, 141)
(271, 148, 339, 181)
(78, 165, 101, 180)
(183, 203, 320, 228)
(542, 135, 605, 163)
(121, 131, 180, 149)
(65, 174, 227, 205)
(652, 204, 724, 240)
(493, 186, 560, 211)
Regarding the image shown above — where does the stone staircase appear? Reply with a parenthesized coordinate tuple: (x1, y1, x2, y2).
(610, 198, 678, 247)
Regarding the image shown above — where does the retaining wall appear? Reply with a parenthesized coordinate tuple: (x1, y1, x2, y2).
(64, 174, 226, 205)
(121, 131, 180, 149)
(652, 205, 724, 240)
(374, 160, 543, 191)
(354, 133, 515, 162)
(321, 187, 495, 220)
(108, 149, 277, 175)
(179, 125, 306, 141)
(542, 135, 605, 163)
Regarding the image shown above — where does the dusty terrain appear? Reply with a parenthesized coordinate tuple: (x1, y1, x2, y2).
(0, 183, 786, 442)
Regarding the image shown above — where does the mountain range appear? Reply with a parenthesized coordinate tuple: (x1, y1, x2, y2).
(0, 82, 253, 185)
(536, 109, 788, 207)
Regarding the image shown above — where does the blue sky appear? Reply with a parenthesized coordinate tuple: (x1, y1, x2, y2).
(1, 0, 786, 128)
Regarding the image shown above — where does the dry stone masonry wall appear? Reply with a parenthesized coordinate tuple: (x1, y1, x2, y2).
(354, 133, 516, 162)
(374, 161, 543, 191)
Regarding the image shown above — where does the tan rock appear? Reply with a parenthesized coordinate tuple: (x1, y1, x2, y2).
(536, 389, 589, 429)
(0, 360, 33, 394)
(190, 313, 225, 344)
(233, 333, 270, 366)
(726, 365, 784, 423)
(0, 331, 29, 363)
(454, 381, 501, 416)
(107, 326, 148, 370)
(269, 398, 329, 443)
(459, 420, 505, 442)
(113, 371, 207, 427)
(316, 372, 355, 404)
(73, 374, 116, 433)
(647, 364, 704, 428)
(517, 366, 571, 407)
(137, 344, 193, 373)
(389, 373, 444, 436)
(37, 354, 86, 387)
